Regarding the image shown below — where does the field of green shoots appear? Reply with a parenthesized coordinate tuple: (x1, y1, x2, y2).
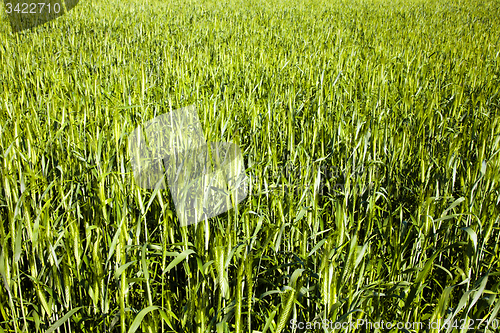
(0, 0, 500, 332)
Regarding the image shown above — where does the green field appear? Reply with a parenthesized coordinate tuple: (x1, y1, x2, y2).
(1, 0, 500, 332)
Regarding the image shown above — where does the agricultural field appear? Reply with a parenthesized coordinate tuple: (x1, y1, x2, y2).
(0, 0, 500, 332)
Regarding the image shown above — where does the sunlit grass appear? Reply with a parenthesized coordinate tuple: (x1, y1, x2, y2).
(0, 0, 499, 332)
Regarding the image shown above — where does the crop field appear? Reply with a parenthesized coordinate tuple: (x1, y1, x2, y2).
(0, 0, 500, 332)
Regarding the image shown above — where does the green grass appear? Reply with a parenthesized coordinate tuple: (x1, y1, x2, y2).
(0, 0, 499, 332)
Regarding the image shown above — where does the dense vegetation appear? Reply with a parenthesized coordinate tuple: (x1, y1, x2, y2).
(0, 0, 499, 331)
